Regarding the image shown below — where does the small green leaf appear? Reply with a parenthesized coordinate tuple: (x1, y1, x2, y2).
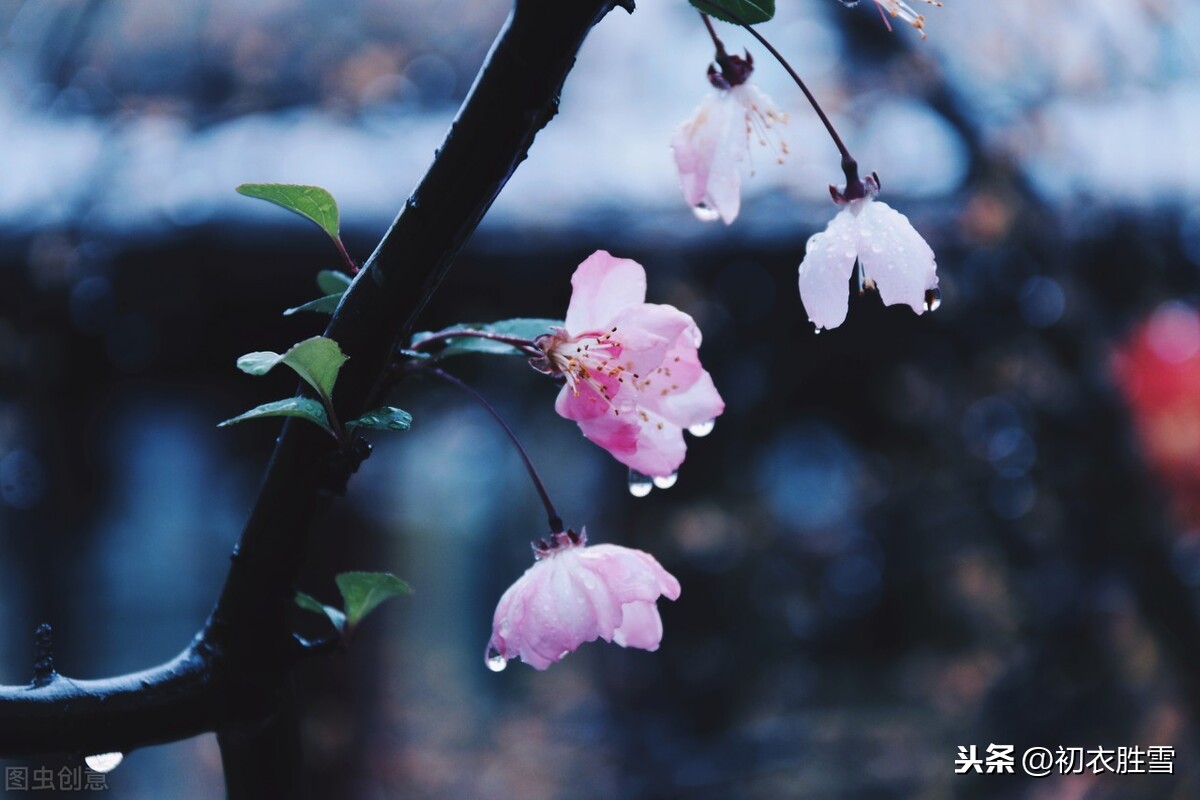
(284, 293, 343, 316)
(295, 591, 346, 634)
(316, 270, 353, 296)
(284, 271, 352, 317)
(236, 336, 348, 401)
(347, 407, 413, 432)
(411, 318, 562, 358)
(336, 571, 412, 628)
(689, 0, 774, 25)
(237, 184, 341, 241)
(218, 397, 332, 433)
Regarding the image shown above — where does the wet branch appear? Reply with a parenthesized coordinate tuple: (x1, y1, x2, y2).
(0, 0, 627, 785)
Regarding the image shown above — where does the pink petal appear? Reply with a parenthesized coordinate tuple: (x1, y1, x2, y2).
(671, 92, 744, 224)
(798, 206, 859, 331)
(654, 370, 724, 430)
(554, 373, 628, 422)
(612, 601, 665, 650)
(565, 251, 647, 333)
(854, 199, 938, 315)
(580, 544, 682, 602)
(573, 401, 640, 458)
(637, 336, 724, 429)
(629, 413, 687, 477)
(607, 303, 693, 378)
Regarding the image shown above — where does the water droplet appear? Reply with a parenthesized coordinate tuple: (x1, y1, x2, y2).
(924, 287, 942, 312)
(838, 0, 860, 6)
(813, 327, 822, 335)
(485, 647, 508, 672)
(652, 472, 679, 490)
(628, 470, 653, 497)
(688, 420, 716, 438)
(870, 243, 883, 254)
(692, 203, 720, 222)
(85, 753, 124, 773)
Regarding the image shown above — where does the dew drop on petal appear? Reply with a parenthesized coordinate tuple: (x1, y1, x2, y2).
(924, 287, 943, 312)
(692, 204, 720, 222)
(652, 472, 679, 490)
(688, 420, 716, 438)
(85, 753, 124, 773)
(628, 470, 654, 498)
(485, 646, 508, 672)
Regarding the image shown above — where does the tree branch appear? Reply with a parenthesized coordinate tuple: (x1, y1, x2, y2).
(0, 0, 628, 779)
(0, 643, 216, 757)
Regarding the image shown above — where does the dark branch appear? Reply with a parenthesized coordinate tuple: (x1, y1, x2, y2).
(0, 0, 627, 775)
(0, 643, 216, 757)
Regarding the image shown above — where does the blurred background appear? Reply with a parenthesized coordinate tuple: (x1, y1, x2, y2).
(3, 0, 1200, 797)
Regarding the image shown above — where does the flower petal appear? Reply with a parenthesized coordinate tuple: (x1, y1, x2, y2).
(627, 409, 688, 477)
(657, 370, 724, 431)
(854, 199, 938, 316)
(580, 544, 682, 602)
(672, 91, 744, 224)
(572, 400, 640, 458)
(554, 373, 627, 422)
(565, 251, 647, 332)
(798, 207, 859, 331)
(612, 601, 665, 650)
(607, 303, 692, 378)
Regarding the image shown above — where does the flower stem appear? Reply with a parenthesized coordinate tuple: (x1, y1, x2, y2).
(699, 12, 729, 60)
(430, 367, 563, 534)
(692, 1, 863, 189)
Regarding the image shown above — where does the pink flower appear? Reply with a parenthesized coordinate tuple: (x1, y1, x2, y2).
(486, 529, 681, 671)
(671, 53, 787, 225)
(798, 176, 939, 331)
(533, 250, 724, 478)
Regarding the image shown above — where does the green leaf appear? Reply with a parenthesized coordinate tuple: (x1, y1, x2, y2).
(295, 591, 346, 634)
(336, 571, 412, 628)
(236, 183, 341, 241)
(689, 0, 774, 25)
(236, 336, 348, 401)
(411, 318, 562, 358)
(347, 407, 413, 432)
(283, 293, 343, 316)
(316, 269, 353, 296)
(284, 271, 352, 317)
(217, 397, 332, 433)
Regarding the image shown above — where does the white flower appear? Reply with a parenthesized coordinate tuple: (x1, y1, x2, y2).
(671, 73, 787, 225)
(798, 181, 938, 331)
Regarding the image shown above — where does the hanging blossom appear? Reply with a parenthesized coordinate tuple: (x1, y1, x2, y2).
(486, 529, 681, 671)
(872, 0, 943, 39)
(671, 51, 788, 225)
(798, 173, 939, 331)
(532, 250, 724, 478)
